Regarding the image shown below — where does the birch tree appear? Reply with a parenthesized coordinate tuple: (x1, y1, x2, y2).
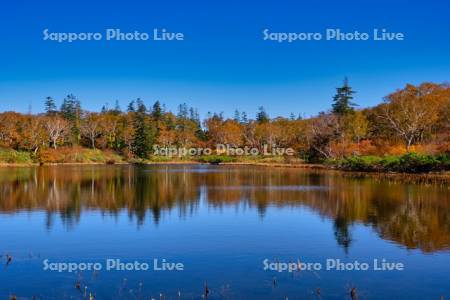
(45, 117, 69, 149)
(378, 83, 443, 151)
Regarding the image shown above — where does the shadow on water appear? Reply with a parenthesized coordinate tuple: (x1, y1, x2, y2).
(0, 164, 449, 253)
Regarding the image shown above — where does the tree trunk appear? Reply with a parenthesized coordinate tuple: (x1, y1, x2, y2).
(406, 137, 412, 152)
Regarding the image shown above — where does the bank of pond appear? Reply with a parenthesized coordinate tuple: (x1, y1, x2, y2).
(0, 147, 449, 176)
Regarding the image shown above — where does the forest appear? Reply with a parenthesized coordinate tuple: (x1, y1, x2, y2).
(0, 80, 449, 172)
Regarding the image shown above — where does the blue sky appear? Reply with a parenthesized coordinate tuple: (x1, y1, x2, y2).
(0, 0, 449, 119)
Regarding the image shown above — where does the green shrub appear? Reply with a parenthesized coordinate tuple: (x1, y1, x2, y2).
(337, 153, 450, 173)
(339, 156, 382, 172)
(148, 156, 179, 163)
(384, 153, 448, 173)
(128, 158, 146, 164)
(197, 155, 237, 164)
(0, 148, 34, 164)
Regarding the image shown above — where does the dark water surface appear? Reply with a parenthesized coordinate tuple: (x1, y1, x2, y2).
(0, 165, 449, 299)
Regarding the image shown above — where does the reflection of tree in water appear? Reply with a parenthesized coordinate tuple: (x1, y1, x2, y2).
(0, 165, 201, 228)
(0, 165, 449, 253)
(333, 216, 353, 254)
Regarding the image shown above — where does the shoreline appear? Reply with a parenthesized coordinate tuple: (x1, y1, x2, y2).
(0, 161, 448, 184)
(220, 162, 450, 184)
(219, 162, 326, 169)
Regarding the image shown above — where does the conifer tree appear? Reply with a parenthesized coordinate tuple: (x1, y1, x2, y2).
(60, 94, 82, 144)
(45, 97, 57, 116)
(152, 101, 162, 120)
(132, 99, 153, 158)
(112, 100, 121, 115)
(256, 106, 270, 123)
(177, 103, 188, 119)
(332, 77, 357, 115)
(240, 112, 248, 124)
(127, 100, 135, 112)
(60, 94, 81, 120)
(234, 110, 241, 122)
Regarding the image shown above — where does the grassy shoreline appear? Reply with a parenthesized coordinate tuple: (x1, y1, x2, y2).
(327, 153, 450, 173)
(0, 148, 449, 182)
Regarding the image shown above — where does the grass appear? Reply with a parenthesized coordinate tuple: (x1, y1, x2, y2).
(1, 146, 448, 175)
(37, 147, 124, 164)
(332, 153, 450, 173)
(0, 148, 34, 164)
(0, 147, 124, 165)
(197, 155, 237, 164)
(195, 155, 303, 164)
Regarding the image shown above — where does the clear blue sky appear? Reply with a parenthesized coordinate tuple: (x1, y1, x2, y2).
(0, 0, 449, 119)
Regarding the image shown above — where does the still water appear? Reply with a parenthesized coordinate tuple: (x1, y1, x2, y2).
(0, 165, 449, 299)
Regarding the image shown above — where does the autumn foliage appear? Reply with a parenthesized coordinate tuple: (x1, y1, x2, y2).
(0, 82, 448, 165)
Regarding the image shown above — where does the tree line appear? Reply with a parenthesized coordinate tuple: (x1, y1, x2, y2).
(0, 80, 448, 161)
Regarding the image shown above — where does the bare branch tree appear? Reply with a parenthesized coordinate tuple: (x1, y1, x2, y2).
(378, 84, 441, 151)
(81, 113, 102, 149)
(45, 117, 69, 149)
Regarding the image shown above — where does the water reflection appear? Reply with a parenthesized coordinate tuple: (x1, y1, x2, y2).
(0, 165, 449, 253)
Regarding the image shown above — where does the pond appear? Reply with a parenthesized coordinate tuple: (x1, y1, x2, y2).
(0, 165, 449, 299)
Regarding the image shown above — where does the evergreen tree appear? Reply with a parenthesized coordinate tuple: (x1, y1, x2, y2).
(45, 97, 57, 116)
(241, 112, 248, 124)
(151, 101, 163, 140)
(289, 113, 296, 120)
(332, 77, 357, 115)
(60, 94, 82, 144)
(132, 99, 153, 158)
(60, 94, 81, 121)
(60, 96, 73, 120)
(152, 101, 162, 120)
(193, 110, 201, 126)
(233, 109, 241, 122)
(112, 100, 121, 115)
(256, 106, 270, 123)
(193, 110, 205, 141)
(175, 103, 189, 134)
(127, 100, 135, 112)
(188, 107, 196, 121)
(194, 110, 200, 124)
(212, 112, 224, 121)
(177, 103, 188, 119)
